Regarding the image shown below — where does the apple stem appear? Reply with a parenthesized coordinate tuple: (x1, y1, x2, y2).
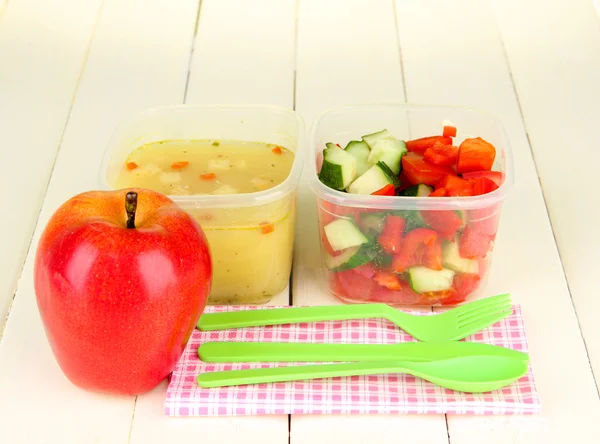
(125, 191, 138, 229)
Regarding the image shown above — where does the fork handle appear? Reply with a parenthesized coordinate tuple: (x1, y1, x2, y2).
(197, 304, 392, 331)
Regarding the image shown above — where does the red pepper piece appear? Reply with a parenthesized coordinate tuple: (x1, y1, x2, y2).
(420, 210, 464, 240)
(423, 238, 443, 270)
(437, 175, 474, 196)
(429, 188, 448, 197)
(472, 177, 500, 196)
(423, 142, 459, 167)
(457, 137, 496, 174)
(391, 228, 438, 272)
(377, 215, 406, 255)
(374, 271, 403, 291)
(461, 171, 504, 187)
(443, 125, 457, 138)
(405, 136, 452, 154)
(459, 225, 492, 259)
(401, 152, 457, 186)
(371, 184, 396, 196)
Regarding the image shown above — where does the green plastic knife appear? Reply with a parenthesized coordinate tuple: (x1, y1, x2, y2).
(198, 340, 529, 363)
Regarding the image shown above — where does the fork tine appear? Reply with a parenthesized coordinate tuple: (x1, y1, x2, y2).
(455, 310, 513, 338)
(457, 301, 513, 326)
(451, 293, 511, 316)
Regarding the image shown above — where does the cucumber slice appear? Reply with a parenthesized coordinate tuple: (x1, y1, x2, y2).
(347, 162, 400, 195)
(399, 184, 434, 197)
(358, 212, 387, 235)
(442, 240, 479, 274)
(344, 140, 371, 176)
(325, 243, 377, 272)
(362, 129, 395, 149)
(319, 145, 357, 191)
(324, 218, 368, 251)
(408, 266, 455, 293)
(367, 139, 407, 174)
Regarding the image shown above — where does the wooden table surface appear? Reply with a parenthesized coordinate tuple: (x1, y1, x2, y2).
(1, 0, 600, 442)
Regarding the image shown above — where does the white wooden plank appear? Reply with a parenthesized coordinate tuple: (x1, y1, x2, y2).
(128, 0, 295, 442)
(186, 0, 295, 107)
(292, 0, 448, 442)
(395, 0, 600, 442)
(0, 0, 199, 442)
(0, 0, 100, 326)
(494, 0, 600, 390)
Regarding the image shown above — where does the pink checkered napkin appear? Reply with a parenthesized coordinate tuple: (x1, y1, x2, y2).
(165, 305, 540, 416)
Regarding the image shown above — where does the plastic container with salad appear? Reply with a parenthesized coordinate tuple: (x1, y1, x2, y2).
(310, 104, 513, 306)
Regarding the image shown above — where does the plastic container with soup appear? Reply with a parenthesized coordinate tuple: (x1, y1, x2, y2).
(100, 105, 304, 305)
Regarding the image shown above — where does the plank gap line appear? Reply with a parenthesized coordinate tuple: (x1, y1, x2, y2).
(183, 0, 204, 103)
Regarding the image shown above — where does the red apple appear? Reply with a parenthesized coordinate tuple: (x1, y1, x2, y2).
(34, 188, 212, 395)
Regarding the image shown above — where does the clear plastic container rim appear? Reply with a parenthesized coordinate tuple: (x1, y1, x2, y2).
(98, 104, 306, 209)
(308, 103, 514, 211)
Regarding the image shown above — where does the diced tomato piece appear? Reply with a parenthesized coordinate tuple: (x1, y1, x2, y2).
(171, 161, 190, 169)
(420, 210, 464, 240)
(259, 222, 275, 234)
(423, 143, 458, 167)
(468, 204, 501, 239)
(459, 226, 492, 259)
(372, 184, 396, 196)
(405, 136, 452, 154)
(457, 138, 496, 174)
(374, 271, 402, 290)
(401, 152, 456, 186)
(423, 288, 459, 305)
(125, 161, 138, 170)
(377, 215, 406, 255)
(370, 280, 423, 305)
(452, 274, 481, 301)
(353, 263, 378, 279)
(472, 177, 500, 196)
(391, 228, 438, 272)
(272, 146, 282, 155)
(437, 175, 474, 196)
(440, 289, 467, 306)
(329, 269, 377, 301)
(429, 188, 447, 197)
(443, 125, 457, 138)
(461, 171, 504, 187)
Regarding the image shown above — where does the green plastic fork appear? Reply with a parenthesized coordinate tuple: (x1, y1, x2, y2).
(197, 293, 512, 342)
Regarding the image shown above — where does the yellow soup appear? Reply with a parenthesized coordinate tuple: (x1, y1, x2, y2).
(114, 140, 296, 305)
